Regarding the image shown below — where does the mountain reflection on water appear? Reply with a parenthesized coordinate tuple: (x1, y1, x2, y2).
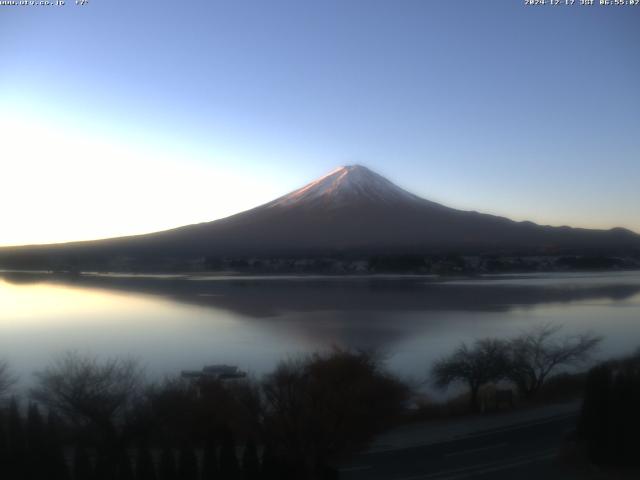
(1, 271, 639, 389)
(3, 271, 640, 317)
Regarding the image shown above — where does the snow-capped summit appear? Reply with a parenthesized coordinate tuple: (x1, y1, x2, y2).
(268, 165, 421, 208)
(2, 165, 638, 268)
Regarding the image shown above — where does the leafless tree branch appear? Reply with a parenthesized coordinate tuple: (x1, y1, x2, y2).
(31, 351, 144, 432)
(0, 359, 16, 398)
(506, 324, 602, 398)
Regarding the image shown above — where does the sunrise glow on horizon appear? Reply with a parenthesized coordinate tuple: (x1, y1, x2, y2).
(0, 108, 291, 246)
(1, 1, 638, 247)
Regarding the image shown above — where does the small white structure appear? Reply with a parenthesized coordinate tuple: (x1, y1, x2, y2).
(181, 364, 246, 381)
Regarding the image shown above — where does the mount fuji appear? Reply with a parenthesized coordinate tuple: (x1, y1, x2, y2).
(1, 165, 639, 271)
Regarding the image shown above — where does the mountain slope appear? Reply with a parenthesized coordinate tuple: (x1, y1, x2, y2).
(1, 165, 639, 270)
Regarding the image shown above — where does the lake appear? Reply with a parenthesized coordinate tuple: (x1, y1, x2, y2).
(1, 271, 639, 394)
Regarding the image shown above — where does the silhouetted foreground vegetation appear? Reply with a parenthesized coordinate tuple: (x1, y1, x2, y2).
(0, 349, 408, 480)
(0, 360, 15, 397)
(0, 327, 614, 478)
(578, 349, 640, 467)
(431, 324, 601, 412)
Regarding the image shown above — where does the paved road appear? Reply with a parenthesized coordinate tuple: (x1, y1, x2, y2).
(340, 414, 580, 480)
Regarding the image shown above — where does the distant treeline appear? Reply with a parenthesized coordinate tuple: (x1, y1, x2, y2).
(1, 250, 639, 274)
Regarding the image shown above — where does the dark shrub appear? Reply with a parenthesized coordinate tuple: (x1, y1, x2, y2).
(578, 350, 640, 466)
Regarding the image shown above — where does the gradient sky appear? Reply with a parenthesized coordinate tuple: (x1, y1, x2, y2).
(1, 0, 638, 246)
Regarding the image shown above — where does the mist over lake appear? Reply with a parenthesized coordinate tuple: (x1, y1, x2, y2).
(2, 271, 639, 393)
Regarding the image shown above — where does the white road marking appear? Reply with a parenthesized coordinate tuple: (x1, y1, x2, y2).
(394, 449, 555, 480)
(367, 412, 577, 454)
(444, 442, 508, 458)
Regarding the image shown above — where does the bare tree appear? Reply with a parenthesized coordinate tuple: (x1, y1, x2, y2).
(31, 352, 143, 440)
(0, 360, 16, 397)
(506, 324, 602, 399)
(262, 348, 409, 477)
(431, 338, 509, 412)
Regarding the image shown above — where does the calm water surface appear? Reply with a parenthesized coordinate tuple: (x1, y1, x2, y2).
(1, 271, 639, 392)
